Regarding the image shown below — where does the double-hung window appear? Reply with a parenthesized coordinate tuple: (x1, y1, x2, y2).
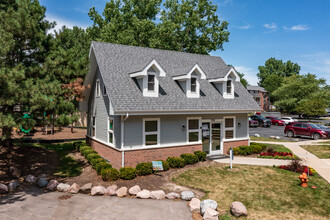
(96, 79, 100, 97)
(143, 118, 160, 146)
(226, 80, 232, 94)
(147, 74, 155, 91)
(187, 118, 200, 142)
(92, 116, 96, 137)
(224, 117, 235, 139)
(108, 118, 114, 145)
(191, 77, 197, 93)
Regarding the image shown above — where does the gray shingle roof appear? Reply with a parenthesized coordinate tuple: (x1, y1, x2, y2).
(91, 41, 260, 113)
(246, 86, 267, 93)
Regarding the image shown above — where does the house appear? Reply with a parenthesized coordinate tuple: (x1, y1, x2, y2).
(246, 86, 270, 112)
(80, 42, 260, 169)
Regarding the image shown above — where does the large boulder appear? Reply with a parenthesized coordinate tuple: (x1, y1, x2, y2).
(201, 199, 218, 215)
(150, 190, 165, 200)
(128, 185, 141, 196)
(25, 174, 37, 184)
(230, 201, 248, 217)
(68, 183, 80, 194)
(0, 183, 8, 194)
(91, 186, 107, 196)
(136, 189, 151, 199)
(105, 185, 118, 196)
(80, 183, 93, 194)
(203, 207, 219, 220)
(37, 177, 48, 188)
(46, 180, 59, 191)
(166, 192, 180, 200)
(189, 198, 201, 213)
(8, 181, 19, 191)
(9, 167, 21, 178)
(116, 187, 128, 198)
(254, 134, 260, 137)
(181, 190, 194, 201)
(57, 183, 71, 192)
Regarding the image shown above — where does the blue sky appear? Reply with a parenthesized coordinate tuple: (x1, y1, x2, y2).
(40, 0, 330, 85)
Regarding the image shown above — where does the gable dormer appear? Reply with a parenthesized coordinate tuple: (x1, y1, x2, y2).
(208, 67, 240, 99)
(130, 59, 166, 97)
(173, 64, 206, 98)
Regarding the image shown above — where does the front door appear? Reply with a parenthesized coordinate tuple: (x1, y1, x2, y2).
(202, 122, 222, 155)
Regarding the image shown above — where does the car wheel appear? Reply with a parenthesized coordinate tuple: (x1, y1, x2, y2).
(287, 130, 294, 138)
(313, 133, 321, 140)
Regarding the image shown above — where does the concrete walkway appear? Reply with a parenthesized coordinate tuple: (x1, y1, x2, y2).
(214, 156, 295, 167)
(0, 187, 191, 220)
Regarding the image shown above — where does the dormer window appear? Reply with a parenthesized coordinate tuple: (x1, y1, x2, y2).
(148, 74, 155, 91)
(191, 76, 197, 93)
(226, 79, 232, 94)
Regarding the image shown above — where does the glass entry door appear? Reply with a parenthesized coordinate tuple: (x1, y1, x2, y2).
(211, 123, 221, 154)
(202, 123, 210, 154)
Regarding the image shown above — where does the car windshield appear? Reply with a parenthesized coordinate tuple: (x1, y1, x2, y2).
(316, 125, 328, 129)
(259, 116, 266, 120)
(308, 123, 321, 129)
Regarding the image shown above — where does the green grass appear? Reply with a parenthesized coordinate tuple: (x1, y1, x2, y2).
(300, 145, 330, 159)
(17, 142, 83, 177)
(317, 141, 330, 144)
(250, 136, 294, 142)
(172, 164, 330, 219)
(250, 142, 293, 153)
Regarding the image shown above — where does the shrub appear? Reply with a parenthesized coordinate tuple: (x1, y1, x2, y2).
(180, 153, 198, 165)
(74, 141, 85, 151)
(80, 146, 92, 154)
(90, 158, 106, 167)
(83, 149, 97, 157)
(155, 160, 170, 171)
(101, 168, 119, 181)
(136, 162, 153, 176)
(166, 157, 185, 168)
(194, 151, 207, 162)
(96, 162, 112, 174)
(86, 153, 102, 162)
(229, 143, 265, 156)
(119, 167, 136, 180)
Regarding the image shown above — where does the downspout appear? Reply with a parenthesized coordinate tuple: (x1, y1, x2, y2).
(121, 112, 129, 167)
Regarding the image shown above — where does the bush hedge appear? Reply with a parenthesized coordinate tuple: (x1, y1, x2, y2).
(101, 168, 119, 181)
(180, 153, 198, 165)
(74, 141, 84, 151)
(194, 151, 207, 162)
(86, 153, 102, 162)
(90, 158, 106, 168)
(83, 149, 97, 157)
(80, 146, 92, 154)
(231, 143, 267, 156)
(96, 162, 112, 174)
(155, 160, 170, 171)
(119, 167, 136, 180)
(166, 157, 185, 168)
(136, 162, 153, 176)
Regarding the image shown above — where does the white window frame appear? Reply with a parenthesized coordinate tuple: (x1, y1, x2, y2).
(223, 116, 236, 140)
(223, 78, 234, 99)
(187, 117, 202, 143)
(143, 118, 160, 147)
(107, 117, 114, 146)
(143, 69, 159, 97)
(96, 79, 100, 97)
(92, 115, 96, 137)
(103, 84, 107, 96)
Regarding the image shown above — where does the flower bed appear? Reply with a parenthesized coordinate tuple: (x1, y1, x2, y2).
(258, 152, 299, 160)
(277, 165, 317, 176)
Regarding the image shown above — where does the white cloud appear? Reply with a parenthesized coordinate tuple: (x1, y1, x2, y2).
(237, 24, 252, 30)
(46, 14, 88, 34)
(263, 23, 277, 29)
(283, 24, 309, 31)
(235, 66, 259, 85)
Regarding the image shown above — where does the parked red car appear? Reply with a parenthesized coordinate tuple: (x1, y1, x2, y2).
(265, 116, 285, 126)
(249, 117, 259, 127)
(284, 122, 329, 140)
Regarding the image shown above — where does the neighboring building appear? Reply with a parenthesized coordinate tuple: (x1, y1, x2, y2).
(246, 86, 270, 112)
(80, 42, 260, 169)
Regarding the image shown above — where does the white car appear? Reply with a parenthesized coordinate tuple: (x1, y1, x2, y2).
(281, 117, 297, 125)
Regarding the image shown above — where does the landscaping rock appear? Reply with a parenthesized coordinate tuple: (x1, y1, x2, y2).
(105, 185, 118, 196)
(80, 183, 93, 194)
(181, 190, 194, 201)
(57, 183, 70, 192)
(203, 207, 219, 220)
(200, 199, 218, 215)
(47, 180, 59, 191)
(275, 136, 281, 140)
(189, 198, 201, 213)
(136, 189, 151, 199)
(0, 183, 8, 194)
(8, 181, 19, 191)
(254, 134, 260, 137)
(166, 192, 180, 200)
(37, 177, 48, 188)
(230, 201, 248, 217)
(116, 187, 127, 198)
(270, 135, 275, 139)
(68, 183, 80, 194)
(9, 166, 21, 178)
(150, 190, 165, 200)
(25, 174, 37, 184)
(128, 185, 141, 196)
(91, 186, 107, 196)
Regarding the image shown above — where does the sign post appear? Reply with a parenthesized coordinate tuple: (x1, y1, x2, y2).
(230, 147, 233, 169)
(152, 161, 163, 176)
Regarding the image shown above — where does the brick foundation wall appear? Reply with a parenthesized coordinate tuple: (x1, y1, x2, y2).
(124, 144, 202, 168)
(87, 136, 122, 169)
(223, 139, 249, 155)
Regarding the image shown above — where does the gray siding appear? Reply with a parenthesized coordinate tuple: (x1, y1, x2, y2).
(123, 113, 249, 149)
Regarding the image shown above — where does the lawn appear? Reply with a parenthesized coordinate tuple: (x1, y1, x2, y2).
(172, 164, 330, 219)
(317, 141, 330, 144)
(250, 136, 294, 142)
(300, 145, 330, 159)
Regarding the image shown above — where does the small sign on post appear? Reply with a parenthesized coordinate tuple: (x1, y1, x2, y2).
(229, 147, 233, 170)
(152, 161, 163, 171)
